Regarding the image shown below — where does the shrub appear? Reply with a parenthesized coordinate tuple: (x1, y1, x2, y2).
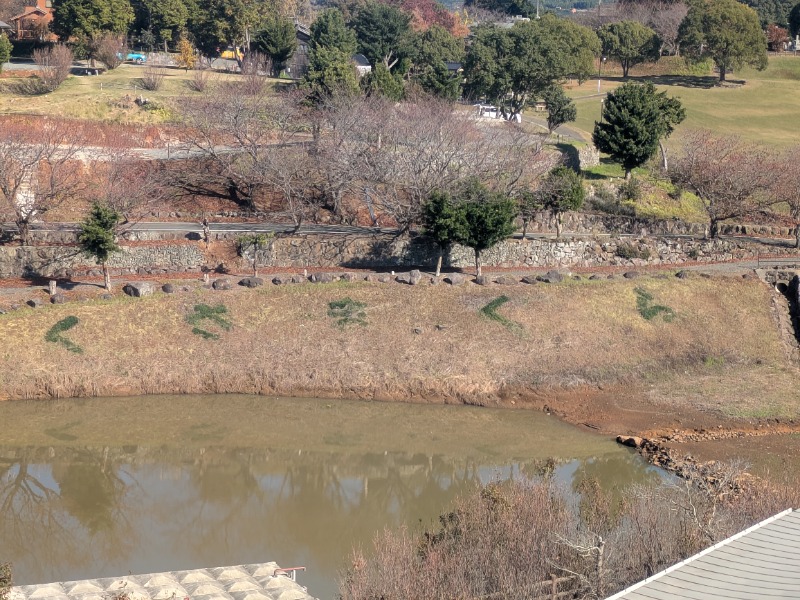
(618, 177, 642, 202)
(95, 32, 126, 70)
(616, 243, 652, 261)
(188, 67, 211, 92)
(33, 44, 73, 92)
(0, 34, 11, 74)
(140, 65, 165, 91)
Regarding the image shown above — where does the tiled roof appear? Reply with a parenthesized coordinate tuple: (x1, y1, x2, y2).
(8, 563, 317, 600)
(607, 509, 800, 600)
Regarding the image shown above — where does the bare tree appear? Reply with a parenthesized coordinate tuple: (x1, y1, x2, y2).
(597, 0, 687, 56)
(773, 147, 800, 248)
(669, 130, 779, 238)
(33, 44, 73, 92)
(0, 120, 87, 246)
(94, 32, 127, 70)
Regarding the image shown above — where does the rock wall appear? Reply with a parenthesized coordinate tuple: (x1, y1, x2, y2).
(0, 233, 794, 279)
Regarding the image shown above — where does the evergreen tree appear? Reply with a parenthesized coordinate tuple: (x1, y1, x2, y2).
(592, 82, 685, 179)
(423, 188, 468, 276)
(542, 85, 576, 134)
(78, 203, 121, 291)
(452, 180, 517, 277)
(536, 166, 584, 238)
(597, 20, 660, 78)
(304, 9, 359, 104)
(255, 14, 297, 76)
(463, 16, 599, 118)
(351, 2, 411, 68)
(790, 1, 800, 36)
(361, 62, 404, 99)
(140, 0, 189, 51)
(405, 25, 464, 99)
(0, 34, 11, 74)
(679, 0, 768, 81)
(310, 8, 357, 56)
(52, 0, 134, 40)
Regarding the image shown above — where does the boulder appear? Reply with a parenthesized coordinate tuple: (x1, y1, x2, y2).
(377, 274, 391, 283)
(675, 270, 690, 279)
(9, 304, 20, 311)
(475, 275, 491, 286)
(123, 282, 155, 297)
(162, 283, 175, 294)
(607, 274, 616, 279)
(340, 272, 358, 282)
(212, 278, 232, 290)
(100, 294, 113, 301)
(572, 275, 582, 281)
(239, 277, 264, 288)
(521, 275, 538, 285)
(311, 272, 336, 284)
(50, 293, 67, 304)
(291, 274, 307, 284)
(395, 273, 411, 284)
(27, 298, 42, 308)
(616, 435, 644, 448)
(409, 269, 422, 285)
(538, 270, 563, 284)
(444, 273, 465, 286)
(589, 274, 603, 281)
(272, 275, 289, 285)
(429, 276, 441, 286)
(495, 275, 518, 285)
(413, 327, 423, 334)
(622, 271, 639, 279)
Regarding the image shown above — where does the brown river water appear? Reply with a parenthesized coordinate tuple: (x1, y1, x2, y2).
(0, 395, 659, 599)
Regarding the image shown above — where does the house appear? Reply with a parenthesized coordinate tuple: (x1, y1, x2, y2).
(7, 0, 54, 41)
(352, 53, 371, 76)
(607, 508, 800, 599)
(0, 21, 12, 36)
(284, 21, 310, 79)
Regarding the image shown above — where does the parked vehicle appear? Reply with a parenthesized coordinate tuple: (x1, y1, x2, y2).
(220, 46, 243, 60)
(126, 52, 147, 64)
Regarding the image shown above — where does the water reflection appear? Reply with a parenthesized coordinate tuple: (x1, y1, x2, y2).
(0, 396, 659, 599)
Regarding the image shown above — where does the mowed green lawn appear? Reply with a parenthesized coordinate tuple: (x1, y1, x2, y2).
(565, 55, 800, 147)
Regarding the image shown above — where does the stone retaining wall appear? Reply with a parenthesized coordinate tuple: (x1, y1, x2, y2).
(2, 233, 789, 279)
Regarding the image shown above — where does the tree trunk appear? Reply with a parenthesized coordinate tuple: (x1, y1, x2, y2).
(625, 168, 632, 181)
(522, 219, 529, 239)
(719, 64, 726, 82)
(17, 219, 30, 246)
(253, 259, 258, 277)
(659, 139, 668, 171)
(435, 249, 443, 277)
(795, 225, 800, 249)
(622, 61, 629, 78)
(556, 212, 563, 239)
(102, 261, 111, 291)
(709, 219, 719, 239)
(475, 249, 481, 278)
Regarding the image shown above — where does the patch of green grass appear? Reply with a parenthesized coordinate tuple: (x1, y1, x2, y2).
(635, 288, 676, 322)
(328, 297, 367, 327)
(186, 304, 232, 340)
(44, 316, 83, 353)
(480, 296, 523, 331)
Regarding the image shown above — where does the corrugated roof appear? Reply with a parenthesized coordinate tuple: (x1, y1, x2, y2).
(8, 563, 317, 600)
(607, 508, 800, 600)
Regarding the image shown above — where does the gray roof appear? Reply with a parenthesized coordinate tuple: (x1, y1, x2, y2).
(351, 53, 370, 67)
(8, 563, 317, 600)
(607, 509, 800, 600)
(0, 20, 11, 28)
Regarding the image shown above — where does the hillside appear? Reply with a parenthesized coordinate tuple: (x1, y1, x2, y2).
(0, 273, 788, 412)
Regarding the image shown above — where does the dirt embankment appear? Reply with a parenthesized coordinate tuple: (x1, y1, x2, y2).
(1, 271, 798, 475)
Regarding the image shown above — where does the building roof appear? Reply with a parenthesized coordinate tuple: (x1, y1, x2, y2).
(607, 508, 800, 600)
(0, 20, 11, 29)
(8, 6, 46, 22)
(8, 563, 317, 600)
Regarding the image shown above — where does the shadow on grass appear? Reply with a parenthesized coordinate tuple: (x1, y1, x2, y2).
(555, 142, 580, 170)
(602, 75, 718, 89)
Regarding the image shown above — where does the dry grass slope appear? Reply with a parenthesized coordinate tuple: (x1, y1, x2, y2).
(0, 276, 784, 405)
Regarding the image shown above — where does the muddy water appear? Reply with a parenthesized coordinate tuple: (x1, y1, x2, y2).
(0, 395, 658, 599)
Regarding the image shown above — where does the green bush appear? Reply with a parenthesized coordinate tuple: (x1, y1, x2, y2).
(44, 316, 83, 354)
(328, 297, 367, 327)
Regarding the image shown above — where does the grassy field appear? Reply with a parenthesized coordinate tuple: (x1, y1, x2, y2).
(0, 64, 248, 123)
(0, 274, 790, 417)
(565, 55, 800, 147)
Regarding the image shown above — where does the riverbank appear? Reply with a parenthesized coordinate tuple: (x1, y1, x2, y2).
(1, 270, 798, 476)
